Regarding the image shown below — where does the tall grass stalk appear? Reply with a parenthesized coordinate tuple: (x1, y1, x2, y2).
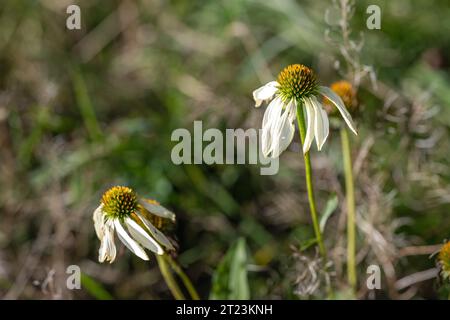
(341, 127, 357, 291)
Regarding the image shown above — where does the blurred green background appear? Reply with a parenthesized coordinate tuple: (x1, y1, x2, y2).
(0, 0, 449, 299)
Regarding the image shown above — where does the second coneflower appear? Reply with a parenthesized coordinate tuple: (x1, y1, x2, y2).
(93, 186, 175, 263)
(93, 186, 199, 300)
(253, 64, 357, 158)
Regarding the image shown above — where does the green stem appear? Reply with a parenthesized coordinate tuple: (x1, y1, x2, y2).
(340, 127, 357, 292)
(156, 254, 185, 300)
(296, 103, 326, 257)
(165, 255, 200, 300)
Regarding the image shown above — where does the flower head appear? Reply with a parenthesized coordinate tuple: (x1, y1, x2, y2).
(93, 186, 176, 263)
(101, 186, 138, 220)
(252, 64, 357, 157)
(277, 64, 317, 102)
(323, 80, 357, 115)
(438, 241, 450, 280)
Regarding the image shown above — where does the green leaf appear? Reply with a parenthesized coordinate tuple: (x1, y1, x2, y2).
(71, 68, 103, 142)
(229, 238, 250, 299)
(210, 238, 249, 300)
(80, 273, 113, 300)
(319, 194, 338, 233)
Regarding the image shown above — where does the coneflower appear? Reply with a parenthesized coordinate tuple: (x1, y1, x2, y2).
(93, 186, 175, 263)
(253, 64, 357, 157)
(252, 65, 357, 261)
(93, 186, 199, 300)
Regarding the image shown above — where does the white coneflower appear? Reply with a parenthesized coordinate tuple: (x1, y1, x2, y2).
(252, 64, 357, 157)
(93, 186, 175, 263)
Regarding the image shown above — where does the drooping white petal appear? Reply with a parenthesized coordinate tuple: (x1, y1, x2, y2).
(93, 205, 105, 240)
(139, 200, 176, 222)
(311, 97, 329, 150)
(114, 219, 149, 261)
(252, 81, 279, 107)
(124, 217, 164, 255)
(98, 219, 116, 263)
(270, 99, 296, 158)
(318, 86, 357, 135)
(303, 98, 316, 154)
(261, 97, 283, 157)
(136, 213, 175, 251)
